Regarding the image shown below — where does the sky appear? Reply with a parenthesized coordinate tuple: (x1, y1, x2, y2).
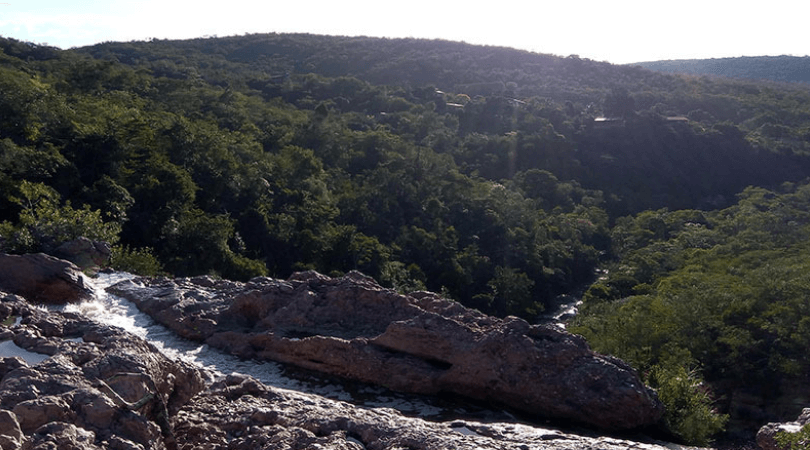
(0, 0, 807, 65)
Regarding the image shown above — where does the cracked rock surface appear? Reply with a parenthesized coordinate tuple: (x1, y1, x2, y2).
(110, 270, 663, 430)
(0, 282, 687, 450)
(0, 291, 204, 450)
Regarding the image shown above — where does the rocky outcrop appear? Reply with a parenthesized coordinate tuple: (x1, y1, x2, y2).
(109, 270, 664, 431)
(0, 253, 94, 303)
(52, 237, 112, 272)
(0, 291, 206, 449)
(0, 283, 687, 450)
(757, 408, 810, 450)
(173, 372, 682, 450)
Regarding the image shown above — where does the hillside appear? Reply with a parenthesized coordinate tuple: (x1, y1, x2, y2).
(3, 33, 810, 444)
(634, 55, 810, 84)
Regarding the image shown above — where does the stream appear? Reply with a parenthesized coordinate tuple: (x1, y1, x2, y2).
(47, 272, 519, 424)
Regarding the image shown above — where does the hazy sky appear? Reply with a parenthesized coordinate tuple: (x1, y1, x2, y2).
(1, 0, 807, 64)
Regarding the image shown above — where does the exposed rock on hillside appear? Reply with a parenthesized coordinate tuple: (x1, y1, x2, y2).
(0, 253, 93, 303)
(0, 283, 686, 450)
(52, 237, 112, 272)
(757, 408, 810, 450)
(109, 270, 663, 431)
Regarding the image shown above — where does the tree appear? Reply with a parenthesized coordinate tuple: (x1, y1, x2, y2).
(603, 87, 636, 118)
(0, 181, 120, 254)
(487, 266, 538, 317)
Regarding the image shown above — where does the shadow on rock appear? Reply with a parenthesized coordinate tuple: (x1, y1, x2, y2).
(110, 270, 664, 431)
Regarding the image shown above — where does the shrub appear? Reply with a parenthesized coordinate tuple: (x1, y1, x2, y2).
(777, 424, 810, 450)
(649, 364, 728, 446)
(2, 181, 121, 254)
(110, 245, 163, 276)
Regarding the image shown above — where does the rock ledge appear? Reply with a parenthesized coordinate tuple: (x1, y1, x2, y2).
(110, 270, 663, 430)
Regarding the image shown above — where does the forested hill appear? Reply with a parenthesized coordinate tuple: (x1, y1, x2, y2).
(635, 55, 810, 84)
(3, 30, 810, 318)
(75, 34, 810, 209)
(3, 33, 810, 443)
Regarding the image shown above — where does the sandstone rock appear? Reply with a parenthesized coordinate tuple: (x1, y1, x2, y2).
(171, 372, 683, 450)
(110, 270, 663, 430)
(0, 282, 687, 450)
(0, 253, 93, 303)
(52, 237, 112, 272)
(757, 408, 810, 450)
(13, 395, 76, 433)
(27, 422, 100, 450)
(0, 409, 23, 449)
(0, 293, 206, 449)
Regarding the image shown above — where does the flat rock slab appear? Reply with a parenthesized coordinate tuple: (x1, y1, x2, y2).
(110, 270, 663, 430)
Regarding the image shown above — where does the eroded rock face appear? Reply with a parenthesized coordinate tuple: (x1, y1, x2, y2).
(52, 237, 112, 272)
(173, 372, 685, 450)
(757, 408, 810, 450)
(0, 280, 688, 450)
(0, 292, 206, 450)
(0, 253, 94, 303)
(110, 270, 664, 430)
(0, 408, 23, 449)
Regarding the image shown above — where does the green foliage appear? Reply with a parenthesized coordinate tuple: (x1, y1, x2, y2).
(649, 364, 728, 446)
(109, 245, 163, 276)
(777, 424, 810, 450)
(6, 36, 810, 441)
(487, 266, 539, 317)
(573, 183, 810, 442)
(160, 209, 267, 281)
(1, 181, 120, 254)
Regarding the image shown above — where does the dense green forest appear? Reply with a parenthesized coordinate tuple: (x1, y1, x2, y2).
(636, 55, 810, 84)
(2, 33, 810, 444)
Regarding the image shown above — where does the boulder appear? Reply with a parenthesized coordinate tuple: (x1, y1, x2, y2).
(52, 237, 112, 272)
(0, 409, 23, 449)
(0, 253, 93, 303)
(26, 422, 101, 450)
(757, 408, 810, 450)
(110, 270, 664, 430)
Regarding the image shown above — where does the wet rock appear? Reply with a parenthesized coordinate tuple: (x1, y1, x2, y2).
(110, 270, 663, 430)
(0, 292, 206, 449)
(0, 253, 93, 303)
(757, 408, 810, 450)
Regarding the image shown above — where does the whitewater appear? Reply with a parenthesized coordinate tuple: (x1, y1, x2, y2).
(45, 272, 515, 423)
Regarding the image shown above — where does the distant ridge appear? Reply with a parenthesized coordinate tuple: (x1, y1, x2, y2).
(631, 55, 810, 84)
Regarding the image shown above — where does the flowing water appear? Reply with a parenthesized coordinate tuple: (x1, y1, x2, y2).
(49, 272, 516, 423)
